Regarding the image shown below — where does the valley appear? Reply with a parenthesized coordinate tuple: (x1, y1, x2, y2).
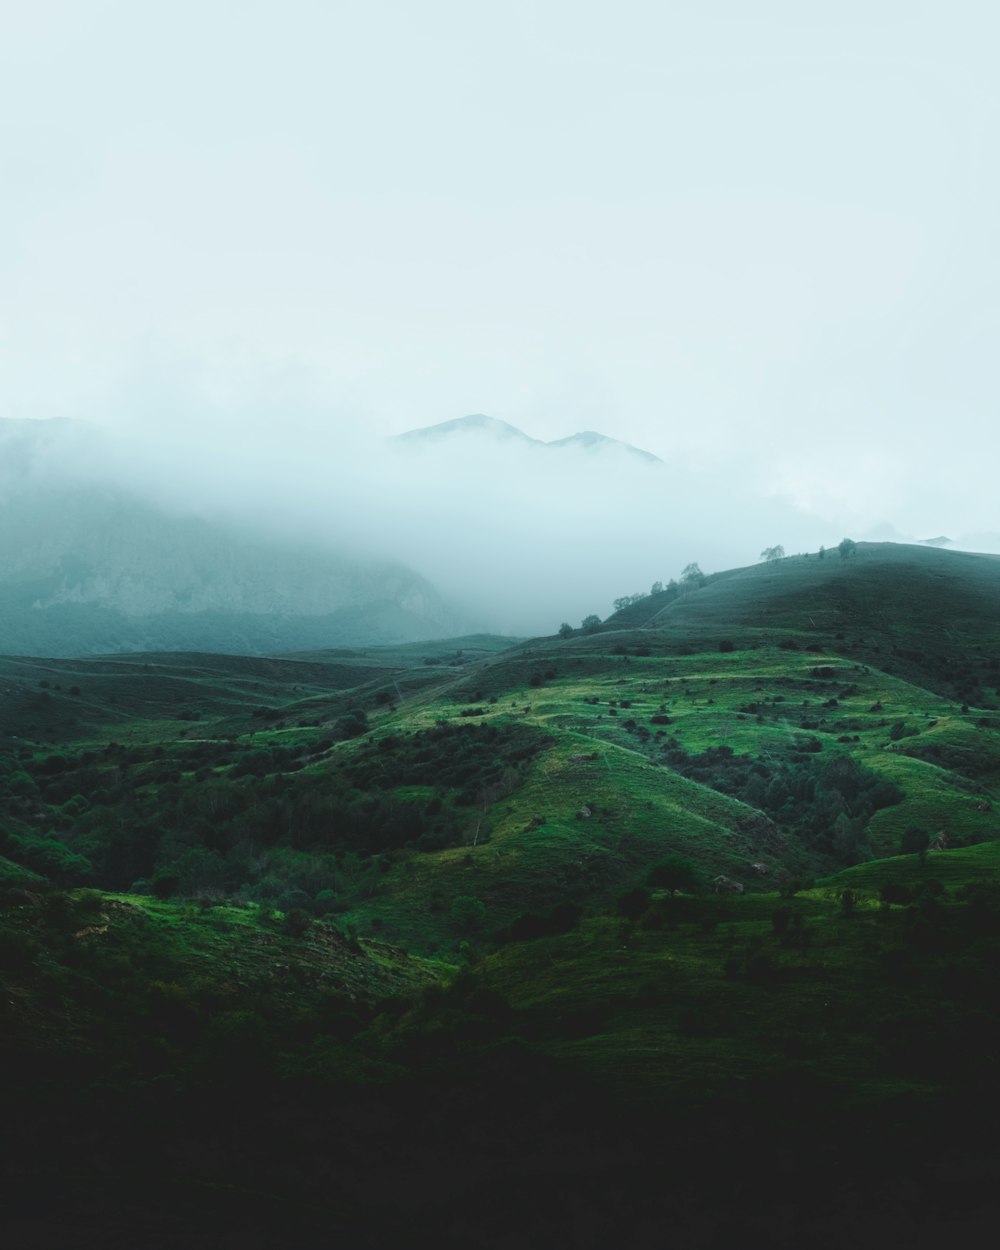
(3, 542, 1000, 1246)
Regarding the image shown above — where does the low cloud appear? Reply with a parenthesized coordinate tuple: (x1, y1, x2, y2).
(3, 391, 847, 637)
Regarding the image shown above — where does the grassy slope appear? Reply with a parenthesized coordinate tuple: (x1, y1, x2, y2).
(5, 548, 1000, 1243)
(5, 545, 1000, 955)
(0, 637, 514, 744)
(473, 855, 1000, 1111)
(647, 542, 1000, 686)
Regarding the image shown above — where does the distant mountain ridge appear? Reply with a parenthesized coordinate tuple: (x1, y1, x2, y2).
(392, 413, 662, 463)
(0, 418, 463, 657)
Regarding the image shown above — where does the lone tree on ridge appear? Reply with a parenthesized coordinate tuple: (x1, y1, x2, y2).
(838, 537, 858, 559)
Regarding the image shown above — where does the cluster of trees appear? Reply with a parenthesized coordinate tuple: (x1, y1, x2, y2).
(561, 563, 710, 636)
(659, 739, 904, 866)
(0, 721, 550, 911)
(759, 540, 859, 562)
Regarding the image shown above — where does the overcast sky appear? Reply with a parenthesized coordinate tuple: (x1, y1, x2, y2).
(2, 0, 999, 545)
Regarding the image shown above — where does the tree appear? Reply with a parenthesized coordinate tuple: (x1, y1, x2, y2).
(283, 907, 312, 938)
(333, 708, 369, 740)
(838, 537, 858, 560)
(581, 614, 602, 634)
(880, 881, 912, 907)
(681, 562, 704, 588)
(760, 545, 785, 562)
(617, 887, 650, 921)
(646, 855, 702, 894)
(650, 580, 664, 595)
(614, 593, 646, 611)
(558, 622, 574, 639)
(450, 894, 487, 933)
(900, 826, 930, 858)
(151, 872, 179, 900)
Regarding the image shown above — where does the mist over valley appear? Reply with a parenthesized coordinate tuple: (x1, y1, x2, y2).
(0, 410, 941, 655)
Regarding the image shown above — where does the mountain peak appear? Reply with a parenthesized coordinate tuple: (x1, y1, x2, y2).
(392, 414, 661, 461)
(545, 430, 661, 463)
(391, 414, 541, 445)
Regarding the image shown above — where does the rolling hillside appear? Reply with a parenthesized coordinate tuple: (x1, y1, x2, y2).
(610, 541, 1000, 702)
(4, 542, 1000, 1246)
(3, 542, 999, 946)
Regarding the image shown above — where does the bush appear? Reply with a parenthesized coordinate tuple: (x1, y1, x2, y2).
(313, 888, 339, 915)
(617, 887, 650, 921)
(278, 888, 312, 914)
(151, 872, 179, 900)
(646, 855, 701, 894)
(332, 709, 369, 740)
(284, 907, 312, 938)
(899, 826, 930, 857)
(450, 895, 487, 933)
(880, 881, 912, 906)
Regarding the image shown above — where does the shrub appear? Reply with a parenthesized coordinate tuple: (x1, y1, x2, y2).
(617, 887, 650, 921)
(450, 895, 487, 933)
(646, 855, 701, 894)
(278, 888, 312, 914)
(151, 872, 179, 900)
(899, 826, 930, 857)
(313, 888, 339, 915)
(284, 907, 312, 938)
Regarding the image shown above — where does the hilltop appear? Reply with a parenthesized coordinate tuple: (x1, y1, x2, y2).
(603, 541, 1000, 703)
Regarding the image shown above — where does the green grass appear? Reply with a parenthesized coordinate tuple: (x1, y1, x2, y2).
(8, 544, 1000, 960)
(465, 853, 1000, 1113)
(9, 543, 1000, 1246)
(336, 725, 811, 952)
(820, 838, 1000, 892)
(6, 541, 1000, 971)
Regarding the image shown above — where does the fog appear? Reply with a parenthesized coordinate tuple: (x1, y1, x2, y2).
(3, 1, 1000, 636)
(0, 402, 957, 638)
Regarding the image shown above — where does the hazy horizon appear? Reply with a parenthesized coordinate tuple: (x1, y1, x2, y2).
(3, 1, 999, 630)
(4, 409, 995, 642)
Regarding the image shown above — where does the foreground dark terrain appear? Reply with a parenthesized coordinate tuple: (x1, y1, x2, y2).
(3, 544, 1000, 1247)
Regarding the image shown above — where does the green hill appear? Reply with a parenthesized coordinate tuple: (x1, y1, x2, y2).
(4, 544, 1000, 950)
(5, 543, 1000, 1245)
(609, 542, 1000, 704)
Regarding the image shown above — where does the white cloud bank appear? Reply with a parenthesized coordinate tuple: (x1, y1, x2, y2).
(2, 0, 999, 609)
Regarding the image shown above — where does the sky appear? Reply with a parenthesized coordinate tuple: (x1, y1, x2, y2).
(2, 1, 1000, 565)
